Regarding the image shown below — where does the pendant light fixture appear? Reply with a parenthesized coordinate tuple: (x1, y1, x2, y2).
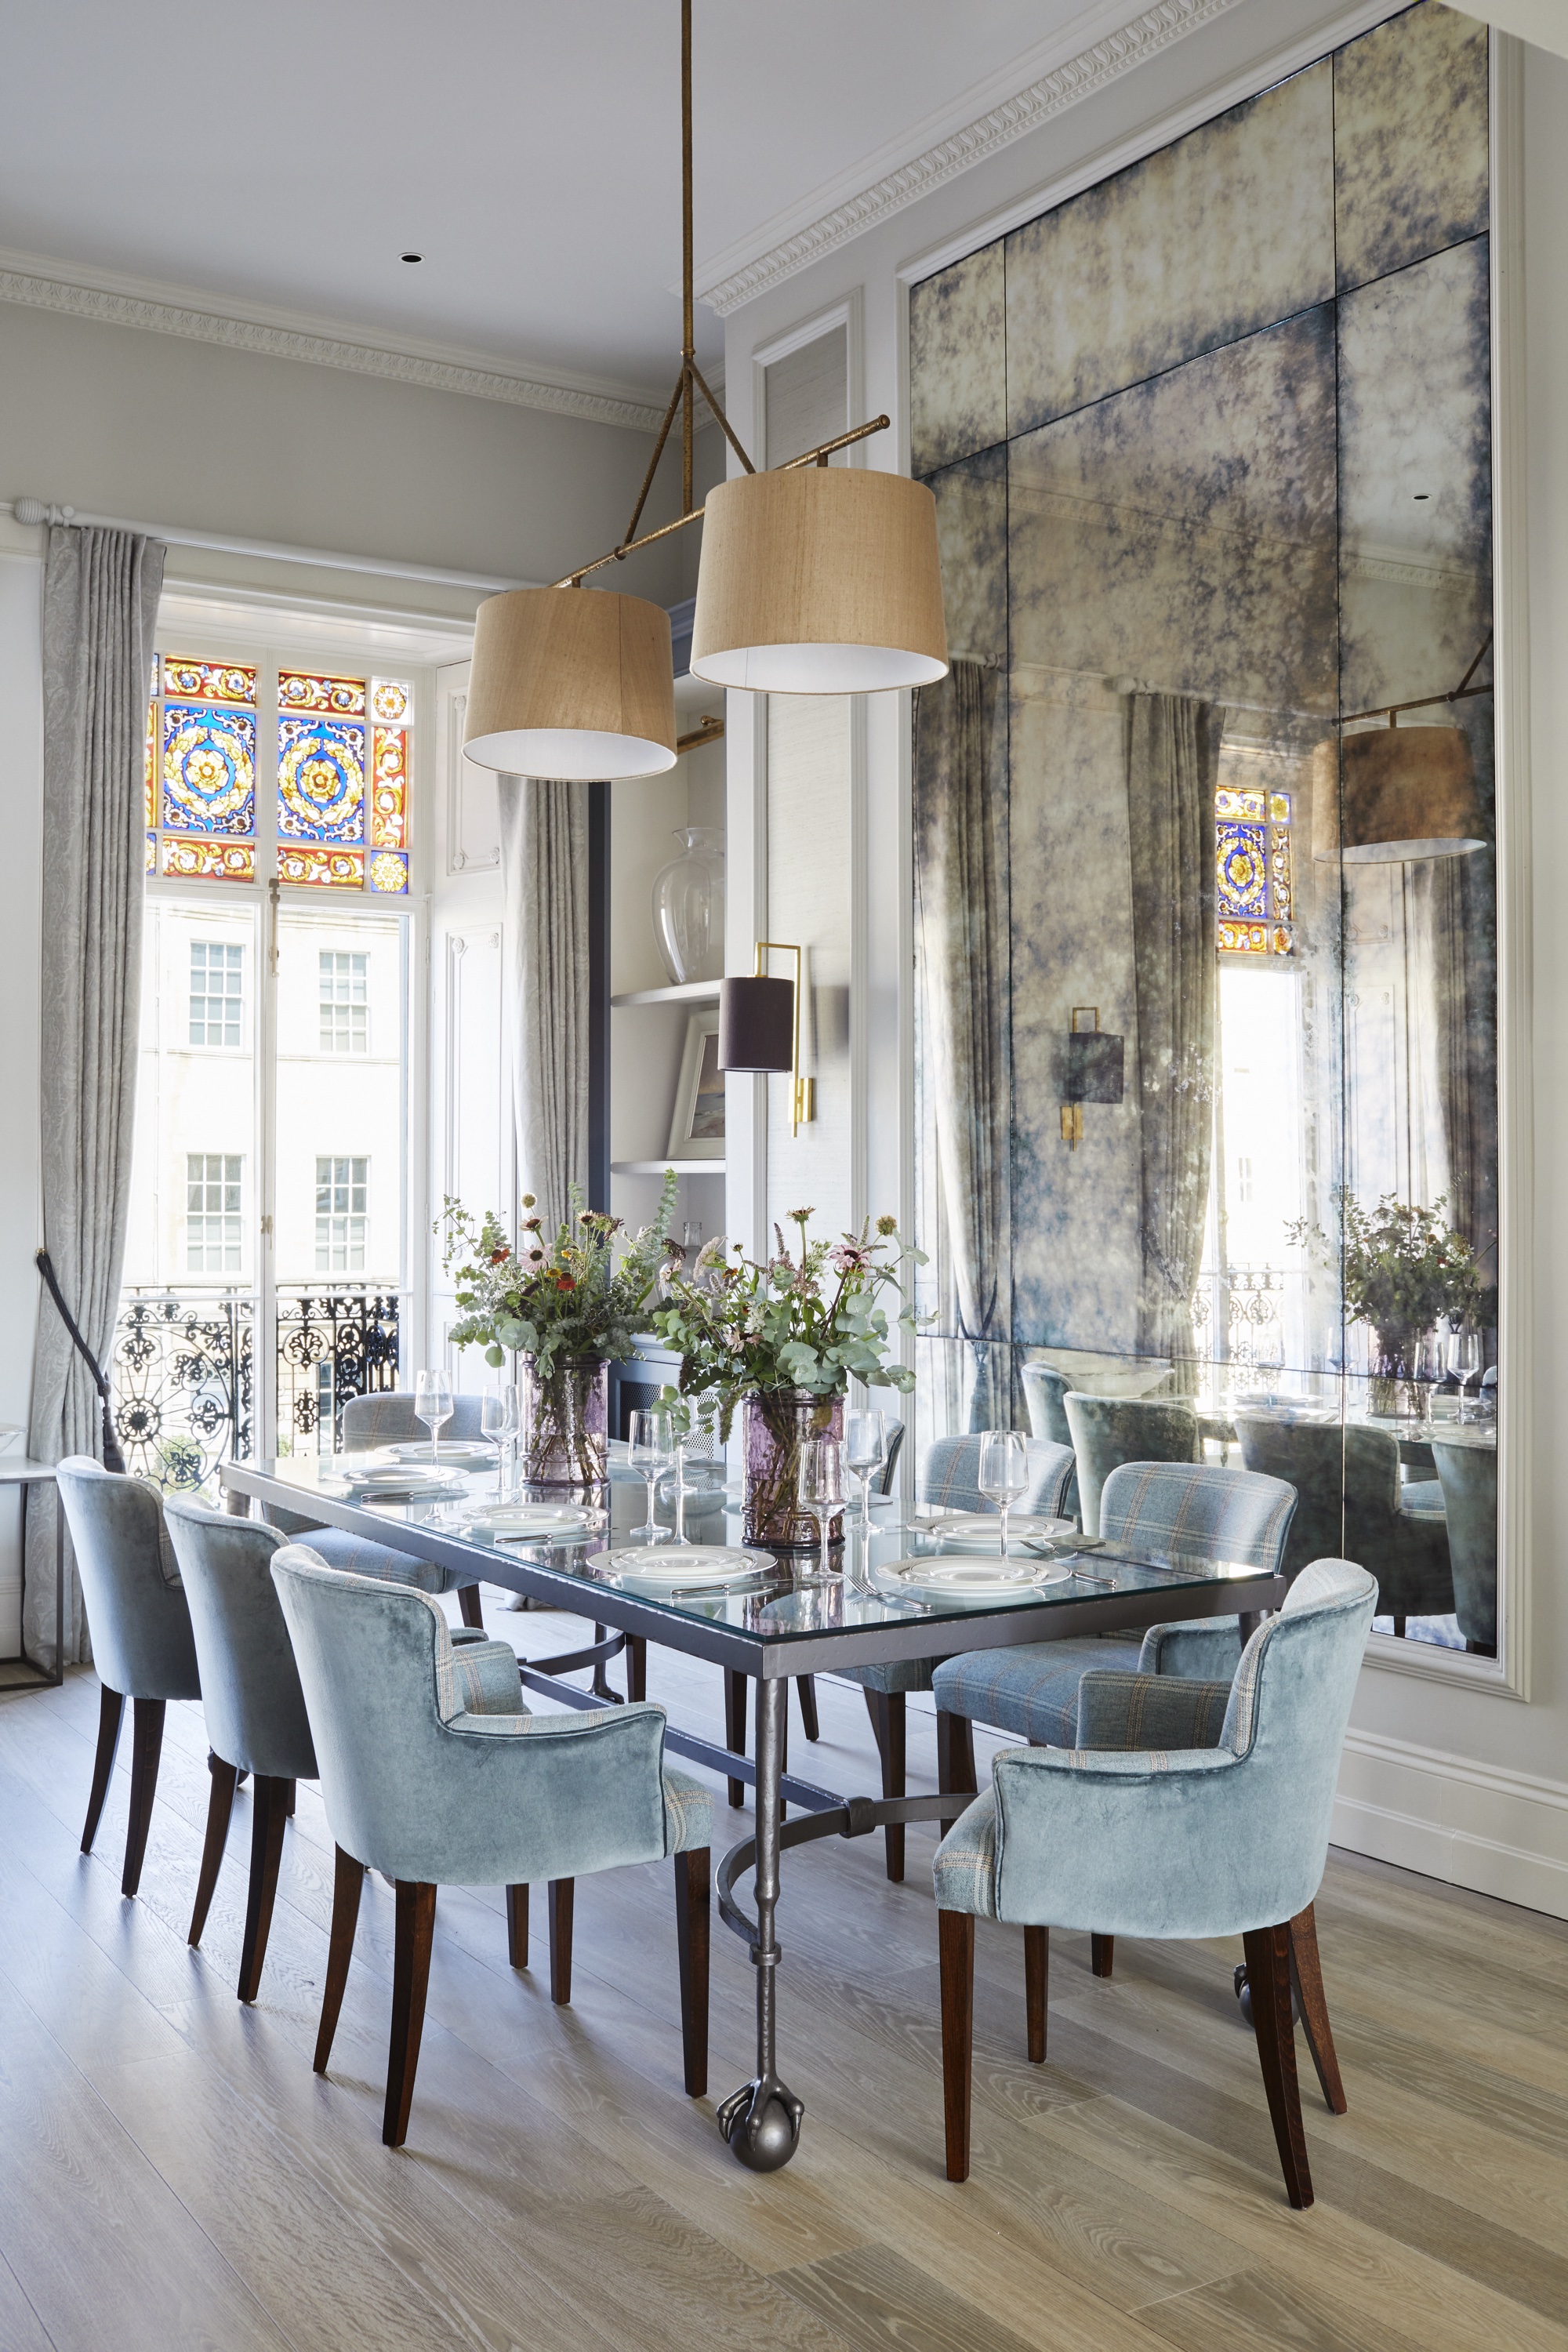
(1312, 633, 1491, 862)
(462, 0, 946, 782)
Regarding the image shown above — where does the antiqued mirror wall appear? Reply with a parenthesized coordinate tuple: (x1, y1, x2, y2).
(909, 1, 1500, 1666)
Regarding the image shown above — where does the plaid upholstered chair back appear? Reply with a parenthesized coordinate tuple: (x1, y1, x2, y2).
(1099, 1460, 1297, 1573)
(339, 1391, 488, 1450)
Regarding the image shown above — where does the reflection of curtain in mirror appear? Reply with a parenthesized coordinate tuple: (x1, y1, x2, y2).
(1405, 855, 1472, 1243)
(1126, 692, 1222, 1389)
(914, 660, 1011, 1430)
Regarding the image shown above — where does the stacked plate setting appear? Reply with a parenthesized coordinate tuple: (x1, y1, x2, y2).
(908, 1512, 1074, 1555)
(587, 1544, 772, 1596)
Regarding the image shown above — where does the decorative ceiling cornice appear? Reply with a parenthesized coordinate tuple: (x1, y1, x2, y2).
(0, 255, 672, 435)
(697, 0, 1247, 317)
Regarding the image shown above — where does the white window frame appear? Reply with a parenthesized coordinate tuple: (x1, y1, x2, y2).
(187, 938, 245, 1051)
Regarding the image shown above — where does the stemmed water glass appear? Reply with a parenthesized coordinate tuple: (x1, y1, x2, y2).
(415, 1369, 453, 1470)
(629, 1406, 676, 1545)
(844, 1408, 887, 1534)
(978, 1429, 1029, 1559)
(673, 1394, 722, 1543)
(481, 1385, 519, 1497)
(798, 1436, 848, 1585)
(1450, 1327, 1482, 1421)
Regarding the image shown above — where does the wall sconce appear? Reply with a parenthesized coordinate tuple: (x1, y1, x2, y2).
(717, 942, 816, 1136)
(1060, 1007, 1123, 1149)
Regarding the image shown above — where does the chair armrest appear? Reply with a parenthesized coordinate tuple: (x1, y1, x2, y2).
(450, 1639, 524, 1716)
(981, 1740, 1243, 1932)
(1136, 1617, 1243, 1680)
(1076, 1670, 1232, 1752)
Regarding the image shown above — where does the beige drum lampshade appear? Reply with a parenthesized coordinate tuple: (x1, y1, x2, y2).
(463, 586, 677, 779)
(1311, 724, 1486, 862)
(690, 466, 949, 694)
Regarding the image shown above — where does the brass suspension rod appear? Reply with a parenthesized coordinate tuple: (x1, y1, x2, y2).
(1339, 630, 1494, 727)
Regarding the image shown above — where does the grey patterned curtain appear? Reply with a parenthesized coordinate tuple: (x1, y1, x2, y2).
(499, 775, 590, 1236)
(1126, 691, 1222, 1391)
(914, 659, 1012, 1430)
(26, 524, 165, 1668)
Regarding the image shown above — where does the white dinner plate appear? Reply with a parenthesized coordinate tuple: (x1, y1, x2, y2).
(876, 1557, 1073, 1606)
(470, 1501, 594, 1534)
(387, 1441, 495, 1467)
(334, 1472, 467, 1502)
(587, 1544, 771, 1594)
(911, 1512, 1074, 1553)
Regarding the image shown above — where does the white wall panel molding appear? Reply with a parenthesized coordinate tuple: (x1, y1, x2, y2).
(1334, 1730, 1568, 1918)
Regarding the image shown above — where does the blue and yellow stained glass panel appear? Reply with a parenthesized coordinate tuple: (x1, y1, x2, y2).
(1217, 820, 1268, 918)
(367, 850, 408, 895)
(162, 702, 256, 836)
(162, 655, 256, 706)
(370, 727, 406, 847)
(277, 845, 363, 888)
(371, 679, 411, 723)
(278, 718, 365, 842)
(278, 670, 366, 717)
(163, 837, 255, 882)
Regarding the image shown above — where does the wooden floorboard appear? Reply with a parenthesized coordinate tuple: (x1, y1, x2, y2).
(2, 1618, 1566, 2352)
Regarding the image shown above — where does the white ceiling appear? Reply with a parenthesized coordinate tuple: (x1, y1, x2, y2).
(2, 0, 1127, 401)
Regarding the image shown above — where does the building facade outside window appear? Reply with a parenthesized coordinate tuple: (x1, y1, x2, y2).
(187, 1153, 243, 1272)
(188, 941, 244, 1047)
(316, 1156, 369, 1272)
(319, 949, 368, 1053)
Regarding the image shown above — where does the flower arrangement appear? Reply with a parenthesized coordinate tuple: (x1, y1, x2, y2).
(439, 1170, 681, 1375)
(1287, 1189, 1482, 1409)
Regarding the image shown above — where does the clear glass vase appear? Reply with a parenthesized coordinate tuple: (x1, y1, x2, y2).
(521, 1355, 608, 1486)
(742, 1388, 843, 1550)
(652, 826, 726, 985)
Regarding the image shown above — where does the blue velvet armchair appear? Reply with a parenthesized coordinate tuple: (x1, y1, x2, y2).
(56, 1457, 201, 1899)
(163, 1493, 520, 2003)
(933, 1559, 1377, 2206)
(270, 1544, 713, 2147)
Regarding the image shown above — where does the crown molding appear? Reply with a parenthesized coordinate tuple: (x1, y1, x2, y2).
(696, 0, 1252, 317)
(0, 247, 674, 434)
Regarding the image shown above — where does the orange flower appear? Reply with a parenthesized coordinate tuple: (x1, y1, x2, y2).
(489, 1246, 511, 1264)
(555, 1273, 576, 1291)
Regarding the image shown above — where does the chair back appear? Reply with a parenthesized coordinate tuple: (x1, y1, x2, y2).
(55, 1457, 200, 1702)
(162, 1496, 315, 1780)
(1235, 1415, 1453, 1617)
(1064, 1393, 1199, 1537)
(1099, 1459, 1296, 1571)
(1431, 1439, 1497, 1648)
(878, 1418, 906, 1496)
(339, 1391, 488, 1451)
(1020, 1363, 1072, 1446)
(918, 1434, 1076, 1520)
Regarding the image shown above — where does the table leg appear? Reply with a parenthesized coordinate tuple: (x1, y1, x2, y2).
(715, 1675, 803, 2172)
(53, 1492, 64, 1686)
(223, 1478, 249, 1518)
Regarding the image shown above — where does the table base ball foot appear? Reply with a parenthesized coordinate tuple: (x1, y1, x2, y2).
(717, 2074, 804, 2170)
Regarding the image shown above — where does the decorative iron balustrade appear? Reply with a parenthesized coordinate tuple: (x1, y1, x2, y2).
(1190, 1265, 1287, 1367)
(111, 1284, 402, 1492)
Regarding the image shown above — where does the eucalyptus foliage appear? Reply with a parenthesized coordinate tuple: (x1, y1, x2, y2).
(1287, 1189, 1483, 1348)
(438, 1168, 681, 1375)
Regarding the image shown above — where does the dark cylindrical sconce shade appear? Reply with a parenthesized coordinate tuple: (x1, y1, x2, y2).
(718, 975, 794, 1073)
(1311, 726, 1486, 862)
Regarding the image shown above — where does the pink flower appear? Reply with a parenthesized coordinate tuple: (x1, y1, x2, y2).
(830, 1241, 871, 1275)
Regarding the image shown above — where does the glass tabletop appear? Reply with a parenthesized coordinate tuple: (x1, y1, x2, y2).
(248, 1454, 1278, 1649)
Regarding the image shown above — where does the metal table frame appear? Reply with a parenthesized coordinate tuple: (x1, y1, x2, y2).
(220, 1457, 1283, 2170)
(0, 1461, 66, 1691)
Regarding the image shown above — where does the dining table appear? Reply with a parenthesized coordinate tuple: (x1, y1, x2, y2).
(220, 1447, 1286, 2173)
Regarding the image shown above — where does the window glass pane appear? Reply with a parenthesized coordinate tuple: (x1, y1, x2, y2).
(276, 910, 401, 1283)
(190, 941, 245, 1047)
(370, 727, 407, 847)
(185, 1152, 244, 1271)
(278, 846, 364, 888)
(163, 656, 257, 706)
(278, 717, 366, 845)
(163, 703, 256, 837)
(318, 949, 368, 1052)
(278, 670, 366, 717)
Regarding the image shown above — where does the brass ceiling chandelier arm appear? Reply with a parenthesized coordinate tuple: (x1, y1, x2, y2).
(1339, 630, 1495, 728)
(687, 357, 757, 476)
(619, 371, 689, 559)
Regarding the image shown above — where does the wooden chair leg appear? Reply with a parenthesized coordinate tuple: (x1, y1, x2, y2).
(187, 1755, 238, 1946)
(590, 1624, 613, 1700)
(724, 1671, 746, 1809)
(1091, 1934, 1115, 1978)
(939, 1908, 975, 2182)
(1242, 1922, 1314, 2209)
(862, 1687, 908, 1882)
(238, 1776, 289, 2003)
(796, 1675, 820, 1741)
(673, 1848, 710, 2097)
(81, 1685, 124, 1854)
(122, 1698, 166, 1899)
(548, 1878, 574, 2005)
(506, 1884, 529, 1970)
(1289, 1904, 1348, 2114)
(314, 1846, 365, 2074)
(936, 1709, 977, 1831)
(1025, 1926, 1048, 2063)
(282, 1779, 296, 1818)
(626, 1635, 647, 1703)
(384, 1881, 437, 2147)
(458, 1583, 485, 1630)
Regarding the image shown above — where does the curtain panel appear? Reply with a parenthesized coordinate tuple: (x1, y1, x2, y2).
(26, 524, 165, 1668)
(498, 775, 590, 1238)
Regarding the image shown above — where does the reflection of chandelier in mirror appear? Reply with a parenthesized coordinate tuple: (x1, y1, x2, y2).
(463, 0, 948, 783)
(1312, 632, 1490, 862)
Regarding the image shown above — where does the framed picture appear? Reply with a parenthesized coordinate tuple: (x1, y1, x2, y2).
(667, 1009, 725, 1159)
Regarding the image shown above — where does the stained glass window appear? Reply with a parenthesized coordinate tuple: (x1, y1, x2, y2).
(163, 704, 257, 835)
(277, 845, 363, 889)
(163, 656, 256, 706)
(278, 670, 366, 717)
(1216, 784, 1293, 956)
(278, 717, 365, 842)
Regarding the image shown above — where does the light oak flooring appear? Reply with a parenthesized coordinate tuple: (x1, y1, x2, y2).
(2, 1601, 1566, 2352)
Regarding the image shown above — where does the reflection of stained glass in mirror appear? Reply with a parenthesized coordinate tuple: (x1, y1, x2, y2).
(370, 727, 406, 846)
(277, 844, 363, 887)
(1217, 785, 1291, 954)
(144, 698, 156, 828)
(278, 670, 366, 717)
(367, 850, 408, 895)
(163, 837, 255, 881)
(371, 679, 411, 723)
(145, 830, 155, 873)
(162, 655, 257, 706)
(1218, 821, 1268, 916)
(278, 718, 365, 841)
(162, 703, 256, 836)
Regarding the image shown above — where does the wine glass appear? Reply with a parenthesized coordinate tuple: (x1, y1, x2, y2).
(1450, 1327, 1482, 1421)
(797, 1437, 848, 1585)
(414, 1370, 452, 1469)
(629, 1406, 676, 1545)
(481, 1385, 519, 1497)
(674, 1394, 721, 1543)
(978, 1429, 1029, 1559)
(844, 1408, 887, 1534)
(1414, 1330, 1446, 1426)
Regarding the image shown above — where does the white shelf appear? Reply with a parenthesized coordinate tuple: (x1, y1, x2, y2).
(610, 980, 721, 1008)
(611, 1159, 726, 1177)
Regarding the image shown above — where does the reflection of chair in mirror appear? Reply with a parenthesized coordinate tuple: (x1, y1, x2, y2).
(1063, 1393, 1200, 1537)
(1431, 1439, 1497, 1655)
(1021, 1363, 1072, 1446)
(1234, 1416, 1453, 1635)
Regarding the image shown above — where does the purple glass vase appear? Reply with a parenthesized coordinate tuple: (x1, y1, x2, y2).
(742, 1388, 844, 1550)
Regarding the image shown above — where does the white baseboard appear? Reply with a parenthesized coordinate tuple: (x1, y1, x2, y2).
(1334, 1730, 1568, 1919)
